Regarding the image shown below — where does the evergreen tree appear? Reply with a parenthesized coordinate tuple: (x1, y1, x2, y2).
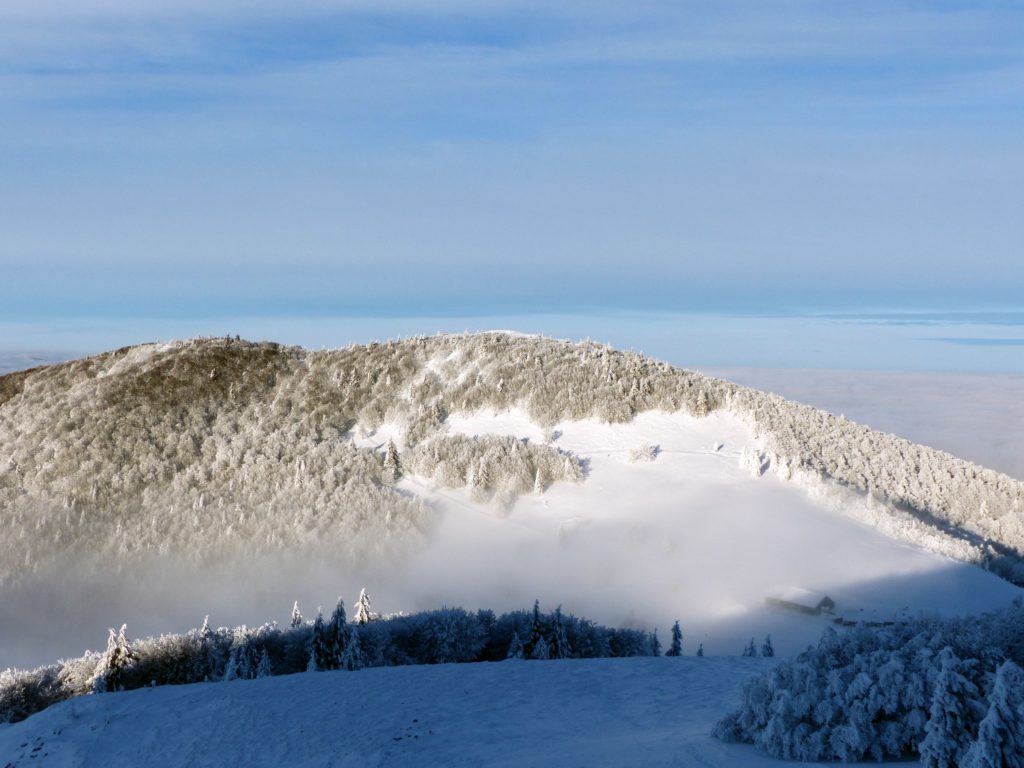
(355, 588, 373, 625)
(920, 647, 985, 768)
(696, 643, 704, 657)
(190, 615, 217, 682)
(223, 643, 240, 682)
(290, 601, 303, 629)
(236, 631, 258, 680)
(551, 606, 571, 660)
(256, 649, 273, 679)
(666, 621, 682, 657)
(470, 457, 490, 502)
(92, 624, 136, 693)
(650, 630, 662, 657)
(506, 630, 525, 660)
(530, 635, 550, 660)
(761, 635, 774, 658)
(383, 439, 402, 482)
(742, 638, 758, 657)
(342, 625, 364, 671)
(533, 468, 544, 495)
(328, 596, 348, 667)
(308, 610, 331, 672)
(963, 660, 1024, 768)
(528, 599, 544, 657)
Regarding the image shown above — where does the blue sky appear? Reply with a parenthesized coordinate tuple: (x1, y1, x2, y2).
(2, 1, 1023, 333)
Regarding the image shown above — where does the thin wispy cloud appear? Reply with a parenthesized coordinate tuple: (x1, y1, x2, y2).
(1, 1, 1022, 325)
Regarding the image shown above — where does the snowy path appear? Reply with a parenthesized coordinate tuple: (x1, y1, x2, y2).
(0, 657, 859, 768)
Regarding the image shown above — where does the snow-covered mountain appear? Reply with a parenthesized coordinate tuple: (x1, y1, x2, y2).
(1, 333, 1022, 669)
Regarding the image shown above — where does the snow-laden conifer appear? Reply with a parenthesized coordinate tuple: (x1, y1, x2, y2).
(530, 636, 550, 661)
(308, 610, 331, 672)
(91, 625, 135, 694)
(667, 621, 682, 657)
(255, 649, 273, 679)
(354, 588, 373, 625)
(383, 439, 402, 483)
(341, 626, 364, 671)
(963, 660, 1024, 768)
(290, 601, 303, 629)
(551, 606, 571, 660)
(919, 648, 985, 767)
(506, 630, 525, 660)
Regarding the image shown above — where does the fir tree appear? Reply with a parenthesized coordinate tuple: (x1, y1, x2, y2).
(92, 624, 136, 693)
(290, 601, 303, 629)
(528, 599, 544, 657)
(761, 635, 774, 658)
(342, 625, 364, 671)
(742, 638, 758, 657)
(920, 647, 985, 768)
(530, 635, 550, 660)
(256, 649, 273, 679)
(223, 644, 240, 682)
(963, 659, 1024, 768)
(383, 439, 402, 482)
(533, 468, 544, 495)
(696, 643, 704, 657)
(666, 621, 682, 657)
(470, 457, 491, 502)
(506, 630, 525, 660)
(308, 610, 331, 672)
(650, 630, 662, 657)
(328, 596, 348, 667)
(355, 588, 373, 625)
(551, 606, 571, 660)
(235, 631, 258, 680)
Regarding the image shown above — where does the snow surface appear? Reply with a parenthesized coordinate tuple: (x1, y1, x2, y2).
(0, 657, 851, 768)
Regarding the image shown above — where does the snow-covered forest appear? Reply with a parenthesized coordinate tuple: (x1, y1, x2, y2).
(1, 333, 1021, 589)
(715, 599, 1024, 764)
(0, 596, 657, 725)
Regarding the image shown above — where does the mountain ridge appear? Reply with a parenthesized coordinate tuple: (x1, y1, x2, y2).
(1, 332, 1022, 587)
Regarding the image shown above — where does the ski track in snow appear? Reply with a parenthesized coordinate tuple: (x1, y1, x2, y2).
(0, 657, 857, 768)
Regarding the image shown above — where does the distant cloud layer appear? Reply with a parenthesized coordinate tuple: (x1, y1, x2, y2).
(1, 1, 1022, 323)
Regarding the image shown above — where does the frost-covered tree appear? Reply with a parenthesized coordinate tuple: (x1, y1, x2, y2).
(666, 621, 682, 657)
(761, 635, 774, 658)
(354, 588, 373, 625)
(290, 601, 303, 629)
(256, 649, 273, 679)
(696, 643, 704, 657)
(506, 630, 525, 660)
(650, 630, 661, 657)
(328, 596, 348, 667)
(341, 626, 364, 671)
(742, 638, 758, 658)
(963, 660, 1024, 768)
(92, 624, 135, 693)
(551, 606, 571, 660)
(308, 610, 332, 672)
(530, 635, 550, 661)
(920, 648, 985, 768)
(383, 439, 402, 483)
(225, 627, 260, 681)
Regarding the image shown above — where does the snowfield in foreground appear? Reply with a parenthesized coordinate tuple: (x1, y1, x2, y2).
(0, 657, 846, 768)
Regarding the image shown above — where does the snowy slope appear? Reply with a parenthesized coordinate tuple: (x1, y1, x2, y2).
(0, 657, 844, 768)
